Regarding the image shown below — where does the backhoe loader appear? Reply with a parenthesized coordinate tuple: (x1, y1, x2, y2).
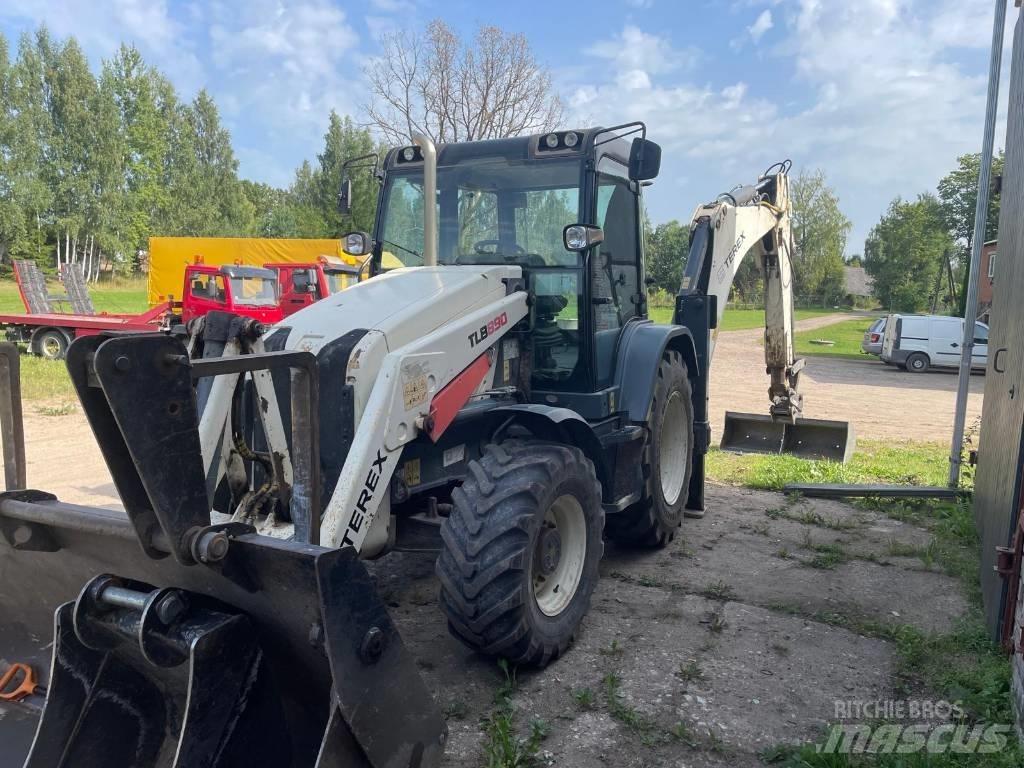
(0, 123, 852, 765)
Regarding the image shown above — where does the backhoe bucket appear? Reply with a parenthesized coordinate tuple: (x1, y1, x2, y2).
(721, 411, 855, 463)
(0, 339, 447, 767)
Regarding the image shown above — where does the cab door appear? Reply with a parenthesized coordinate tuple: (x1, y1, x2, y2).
(592, 156, 642, 389)
(930, 317, 963, 368)
(973, 322, 990, 368)
(183, 269, 227, 324)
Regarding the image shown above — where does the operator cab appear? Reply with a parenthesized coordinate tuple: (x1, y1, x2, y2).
(346, 126, 660, 413)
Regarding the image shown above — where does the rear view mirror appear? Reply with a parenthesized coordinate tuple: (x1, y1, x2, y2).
(343, 231, 371, 257)
(337, 178, 352, 215)
(629, 138, 661, 181)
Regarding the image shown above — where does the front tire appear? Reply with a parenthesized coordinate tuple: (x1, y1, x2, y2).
(905, 352, 930, 373)
(606, 350, 694, 548)
(436, 440, 604, 666)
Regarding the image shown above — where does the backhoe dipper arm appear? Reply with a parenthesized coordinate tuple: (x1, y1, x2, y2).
(679, 161, 803, 421)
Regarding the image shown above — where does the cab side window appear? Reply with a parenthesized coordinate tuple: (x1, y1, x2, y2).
(190, 273, 226, 303)
(595, 167, 641, 330)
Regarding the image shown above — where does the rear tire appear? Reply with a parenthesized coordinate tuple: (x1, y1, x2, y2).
(436, 440, 603, 666)
(34, 329, 69, 360)
(606, 350, 694, 548)
(905, 352, 930, 373)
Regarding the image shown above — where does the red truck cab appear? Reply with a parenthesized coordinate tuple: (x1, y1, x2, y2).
(269, 257, 361, 316)
(182, 264, 284, 325)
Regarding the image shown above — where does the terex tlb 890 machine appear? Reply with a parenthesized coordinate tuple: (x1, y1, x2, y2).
(0, 123, 852, 765)
(194, 125, 851, 663)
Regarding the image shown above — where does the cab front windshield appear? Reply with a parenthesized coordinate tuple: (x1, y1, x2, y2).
(230, 276, 278, 307)
(378, 157, 581, 268)
(379, 156, 588, 390)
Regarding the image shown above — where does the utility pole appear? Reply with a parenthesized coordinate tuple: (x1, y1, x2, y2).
(949, 0, 1009, 488)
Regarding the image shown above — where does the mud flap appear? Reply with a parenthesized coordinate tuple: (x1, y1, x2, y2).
(720, 411, 855, 463)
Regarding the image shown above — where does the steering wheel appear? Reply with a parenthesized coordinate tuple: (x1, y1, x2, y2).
(473, 239, 525, 256)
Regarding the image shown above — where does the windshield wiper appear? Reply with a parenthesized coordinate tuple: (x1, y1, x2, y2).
(380, 238, 422, 263)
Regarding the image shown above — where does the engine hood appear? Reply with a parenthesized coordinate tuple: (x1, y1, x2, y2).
(277, 264, 523, 354)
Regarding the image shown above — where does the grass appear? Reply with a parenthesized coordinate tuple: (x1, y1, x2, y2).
(482, 659, 551, 768)
(793, 316, 878, 360)
(649, 305, 837, 331)
(19, 356, 76, 403)
(722, 444, 1020, 767)
(706, 440, 953, 491)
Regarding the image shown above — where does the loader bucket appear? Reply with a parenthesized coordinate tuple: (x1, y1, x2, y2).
(0, 339, 447, 767)
(720, 411, 855, 463)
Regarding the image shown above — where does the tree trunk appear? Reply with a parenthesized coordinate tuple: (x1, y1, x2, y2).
(65, 231, 71, 271)
(55, 235, 62, 271)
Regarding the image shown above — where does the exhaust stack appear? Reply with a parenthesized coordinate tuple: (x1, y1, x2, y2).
(412, 133, 438, 267)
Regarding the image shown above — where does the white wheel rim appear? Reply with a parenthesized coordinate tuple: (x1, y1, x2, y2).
(659, 390, 688, 506)
(533, 494, 587, 617)
(42, 336, 61, 358)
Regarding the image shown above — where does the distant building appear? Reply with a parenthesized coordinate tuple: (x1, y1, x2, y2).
(843, 266, 874, 298)
(978, 240, 997, 320)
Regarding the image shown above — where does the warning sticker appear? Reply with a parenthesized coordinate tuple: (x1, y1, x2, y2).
(403, 375, 427, 410)
(403, 458, 421, 486)
(443, 444, 465, 467)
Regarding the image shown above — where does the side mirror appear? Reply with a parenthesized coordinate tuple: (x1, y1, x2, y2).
(628, 137, 662, 182)
(563, 224, 604, 252)
(343, 231, 372, 257)
(337, 178, 352, 215)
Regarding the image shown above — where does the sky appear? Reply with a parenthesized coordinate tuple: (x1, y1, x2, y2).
(0, 0, 1015, 253)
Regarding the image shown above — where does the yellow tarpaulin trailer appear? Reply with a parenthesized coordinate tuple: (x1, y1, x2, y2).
(147, 237, 355, 306)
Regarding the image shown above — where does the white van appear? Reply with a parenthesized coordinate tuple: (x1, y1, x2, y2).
(880, 314, 988, 373)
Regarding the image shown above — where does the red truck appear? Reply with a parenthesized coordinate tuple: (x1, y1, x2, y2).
(269, 256, 361, 316)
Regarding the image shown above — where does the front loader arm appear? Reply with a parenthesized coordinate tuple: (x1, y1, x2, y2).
(320, 291, 529, 552)
(682, 163, 802, 421)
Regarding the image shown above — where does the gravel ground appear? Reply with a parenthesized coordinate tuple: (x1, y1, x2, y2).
(709, 313, 985, 444)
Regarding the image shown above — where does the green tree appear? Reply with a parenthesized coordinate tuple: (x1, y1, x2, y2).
(937, 151, 1003, 313)
(789, 169, 850, 304)
(864, 194, 953, 312)
(315, 111, 379, 235)
(4, 31, 56, 266)
(166, 90, 254, 237)
(938, 151, 1003, 253)
(645, 220, 689, 293)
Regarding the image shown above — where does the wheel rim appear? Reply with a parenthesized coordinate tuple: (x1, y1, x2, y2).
(42, 335, 62, 359)
(533, 494, 587, 617)
(911, 357, 924, 370)
(659, 390, 689, 506)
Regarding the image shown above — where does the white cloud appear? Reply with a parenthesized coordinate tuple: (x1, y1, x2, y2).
(586, 25, 698, 76)
(749, 10, 773, 42)
(569, 0, 1013, 249)
(370, 0, 415, 10)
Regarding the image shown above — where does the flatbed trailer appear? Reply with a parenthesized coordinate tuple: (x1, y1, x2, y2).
(0, 303, 173, 360)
